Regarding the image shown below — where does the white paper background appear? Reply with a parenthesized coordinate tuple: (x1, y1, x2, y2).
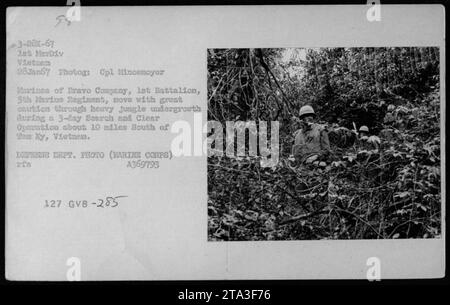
(5, 5, 445, 280)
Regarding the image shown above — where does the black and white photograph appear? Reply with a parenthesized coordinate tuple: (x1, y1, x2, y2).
(207, 47, 441, 241)
(3, 3, 445, 283)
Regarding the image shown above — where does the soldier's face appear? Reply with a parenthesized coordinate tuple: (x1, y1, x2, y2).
(359, 132, 368, 138)
(301, 115, 314, 125)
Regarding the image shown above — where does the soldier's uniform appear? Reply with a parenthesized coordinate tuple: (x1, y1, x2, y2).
(292, 123, 331, 163)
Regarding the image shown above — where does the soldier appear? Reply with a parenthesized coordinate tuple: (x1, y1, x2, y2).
(358, 125, 369, 138)
(292, 105, 331, 164)
(357, 125, 379, 151)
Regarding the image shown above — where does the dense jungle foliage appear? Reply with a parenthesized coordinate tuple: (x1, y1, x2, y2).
(207, 47, 441, 240)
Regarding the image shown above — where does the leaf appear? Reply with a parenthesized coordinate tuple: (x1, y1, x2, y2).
(244, 210, 259, 221)
(368, 135, 381, 144)
(214, 229, 230, 239)
(394, 191, 410, 199)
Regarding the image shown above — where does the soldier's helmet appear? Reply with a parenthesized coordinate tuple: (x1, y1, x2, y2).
(299, 105, 315, 119)
(359, 125, 369, 133)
